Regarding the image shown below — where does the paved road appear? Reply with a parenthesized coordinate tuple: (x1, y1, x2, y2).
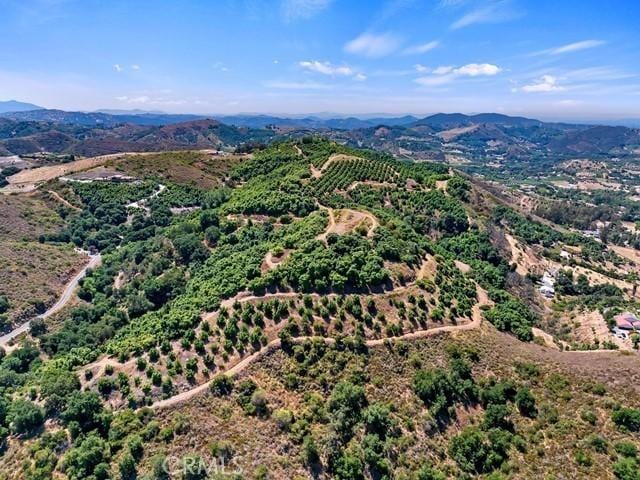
(0, 253, 102, 346)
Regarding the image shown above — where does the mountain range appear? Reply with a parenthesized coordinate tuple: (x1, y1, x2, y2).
(0, 105, 639, 159)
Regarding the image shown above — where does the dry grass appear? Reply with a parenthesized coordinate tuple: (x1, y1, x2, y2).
(0, 241, 84, 321)
(137, 325, 640, 479)
(0, 193, 84, 321)
(3, 154, 123, 191)
(436, 124, 480, 142)
(0, 192, 65, 242)
(105, 151, 244, 189)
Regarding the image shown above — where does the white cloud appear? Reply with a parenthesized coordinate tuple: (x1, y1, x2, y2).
(432, 65, 454, 75)
(535, 39, 605, 56)
(344, 32, 401, 58)
(264, 80, 332, 90)
(451, 0, 522, 30)
(299, 60, 354, 76)
(416, 63, 501, 86)
(402, 40, 440, 55)
(131, 64, 140, 70)
(455, 63, 501, 76)
(281, 0, 332, 21)
(113, 64, 123, 72)
(354, 73, 367, 82)
(517, 75, 565, 93)
(414, 64, 429, 73)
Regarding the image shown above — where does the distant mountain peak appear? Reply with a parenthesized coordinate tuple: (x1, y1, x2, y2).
(0, 100, 44, 114)
(412, 112, 543, 128)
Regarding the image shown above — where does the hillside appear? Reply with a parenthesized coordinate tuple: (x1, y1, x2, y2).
(1, 139, 639, 479)
(2, 111, 640, 164)
(0, 118, 274, 156)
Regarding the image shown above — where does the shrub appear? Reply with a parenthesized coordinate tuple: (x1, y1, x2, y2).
(483, 404, 513, 431)
(327, 381, 368, 438)
(209, 440, 234, 462)
(250, 389, 269, 417)
(61, 391, 107, 434)
(613, 457, 640, 480)
(416, 465, 447, 480)
(515, 387, 537, 418)
(209, 375, 233, 396)
(586, 434, 608, 453)
(581, 409, 597, 425)
(8, 399, 44, 435)
(273, 408, 294, 431)
(615, 441, 638, 458)
(448, 426, 510, 474)
(362, 403, 395, 437)
(574, 450, 593, 467)
(119, 450, 136, 480)
(612, 407, 640, 432)
(62, 433, 111, 480)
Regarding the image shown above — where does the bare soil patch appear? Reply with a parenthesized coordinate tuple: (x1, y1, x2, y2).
(436, 124, 479, 142)
(4, 154, 124, 189)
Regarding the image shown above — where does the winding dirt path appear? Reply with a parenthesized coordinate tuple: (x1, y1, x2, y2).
(346, 180, 394, 191)
(47, 190, 81, 211)
(316, 204, 336, 242)
(319, 153, 357, 172)
(152, 284, 491, 410)
(316, 204, 378, 241)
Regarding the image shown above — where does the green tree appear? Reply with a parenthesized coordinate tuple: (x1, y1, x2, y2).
(8, 399, 44, 435)
(448, 426, 510, 474)
(515, 387, 537, 418)
(327, 381, 368, 438)
(62, 433, 111, 480)
(119, 450, 137, 480)
(209, 375, 234, 396)
(61, 391, 107, 434)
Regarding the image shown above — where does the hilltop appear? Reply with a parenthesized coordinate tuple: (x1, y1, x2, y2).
(0, 138, 639, 479)
(0, 100, 43, 114)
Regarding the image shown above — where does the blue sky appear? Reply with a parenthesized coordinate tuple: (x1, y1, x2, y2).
(1, 0, 639, 120)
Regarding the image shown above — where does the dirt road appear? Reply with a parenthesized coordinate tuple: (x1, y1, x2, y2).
(151, 284, 490, 410)
(0, 252, 102, 346)
(316, 205, 379, 241)
(47, 190, 81, 211)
